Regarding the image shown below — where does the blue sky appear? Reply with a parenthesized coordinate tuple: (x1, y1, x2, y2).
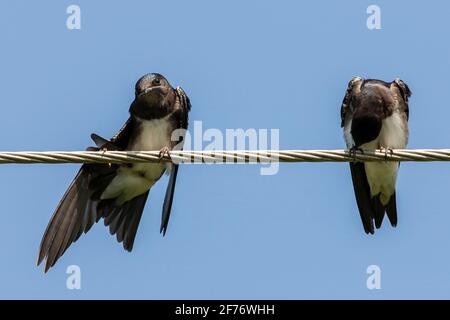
(0, 0, 450, 299)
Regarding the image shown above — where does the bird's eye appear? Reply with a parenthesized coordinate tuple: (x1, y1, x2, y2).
(153, 78, 161, 86)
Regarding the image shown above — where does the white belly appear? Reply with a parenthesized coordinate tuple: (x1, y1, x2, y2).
(364, 161, 399, 204)
(101, 116, 173, 204)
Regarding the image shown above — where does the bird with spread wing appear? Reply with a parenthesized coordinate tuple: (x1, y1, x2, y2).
(38, 73, 191, 272)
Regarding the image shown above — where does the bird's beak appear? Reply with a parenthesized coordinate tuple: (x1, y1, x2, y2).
(134, 86, 166, 108)
(137, 86, 164, 98)
(143, 87, 156, 94)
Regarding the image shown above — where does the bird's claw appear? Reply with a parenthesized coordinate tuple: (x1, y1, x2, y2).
(100, 146, 112, 168)
(381, 147, 394, 161)
(158, 147, 171, 162)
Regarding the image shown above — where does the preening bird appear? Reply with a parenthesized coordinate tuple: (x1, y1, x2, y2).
(340, 77, 411, 234)
(38, 73, 191, 272)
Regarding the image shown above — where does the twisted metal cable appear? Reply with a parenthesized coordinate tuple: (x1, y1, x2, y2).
(0, 149, 449, 164)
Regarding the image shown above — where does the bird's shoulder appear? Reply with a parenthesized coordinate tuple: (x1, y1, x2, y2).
(109, 117, 136, 149)
(171, 86, 191, 130)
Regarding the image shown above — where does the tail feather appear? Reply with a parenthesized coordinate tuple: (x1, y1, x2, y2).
(372, 195, 386, 229)
(122, 195, 148, 251)
(349, 163, 399, 233)
(386, 192, 398, 227)
(108, 209, 126, 235)
(372, 193, 398, 229)
(101, 191, 149, 251)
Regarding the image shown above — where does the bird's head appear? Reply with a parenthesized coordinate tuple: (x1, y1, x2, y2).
(130, 73, 176, 119)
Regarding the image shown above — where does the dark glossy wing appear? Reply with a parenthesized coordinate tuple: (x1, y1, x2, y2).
(393, 78, 412, 120)
(38, 165, 101, 272)
(349, 162, 375, 234)
(160, 164, 179, 235)
(91, 117, 134, 150)
(340, 88, 352, 128)
(175, 86, 191, 128)
(38, 120, 134, 272)
(110, 117, 134, 148)
(160, 87, 191, 235)
(341, 77, 363, 127)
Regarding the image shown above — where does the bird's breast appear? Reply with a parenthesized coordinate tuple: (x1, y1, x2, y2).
(130, 116, 173, 152)
(127, 116, 174, 182)
(378, 110, 408, 149)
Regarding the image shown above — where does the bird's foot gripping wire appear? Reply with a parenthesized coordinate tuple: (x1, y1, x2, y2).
(380, 147, 394, 161)
(99, 146, 113, 168)
(349, 146, 364, 162)
(158, 147, 171, 162)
